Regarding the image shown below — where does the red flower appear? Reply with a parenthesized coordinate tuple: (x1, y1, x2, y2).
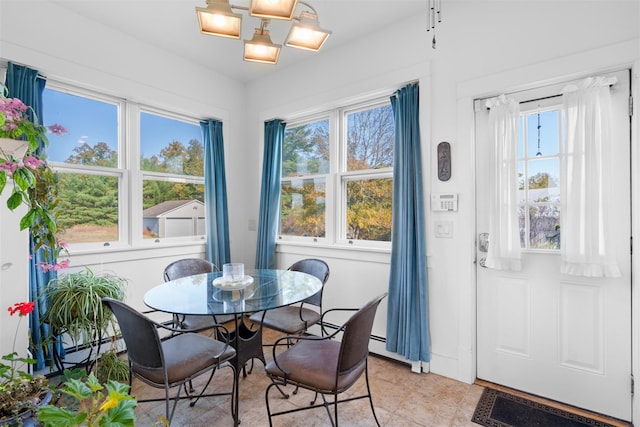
(7, 301, 35, 317)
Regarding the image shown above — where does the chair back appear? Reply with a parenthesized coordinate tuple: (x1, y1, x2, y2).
(287, 258, 330, 307)
(164, 258, 216, 282)
(102, 298, 164, 369)
(338, 293, 386, 375)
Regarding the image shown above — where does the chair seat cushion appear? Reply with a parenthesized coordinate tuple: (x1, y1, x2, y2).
(179, 314, 235, 330)
(249, 306, 320, 334)
(265, 339, 365, 393)
(135, 333, 236, 385)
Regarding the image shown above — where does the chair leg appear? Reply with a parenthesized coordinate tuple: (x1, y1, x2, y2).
(364, 361, 381, 427)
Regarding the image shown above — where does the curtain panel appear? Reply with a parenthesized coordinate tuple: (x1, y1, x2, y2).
(255, 119, 285, 270)
(484, 95, 522, 271)
(560, 76, 620, 277)
(386, 83, 430, 362)
(201, 119, 231, 268)
(5, 62, 60, 370)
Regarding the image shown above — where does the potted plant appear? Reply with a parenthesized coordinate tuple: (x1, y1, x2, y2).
(0, 302, 51, 426)
(40, 268, 127, 372)
(38, 371, 137, 427)
(0, 87, 68, 268)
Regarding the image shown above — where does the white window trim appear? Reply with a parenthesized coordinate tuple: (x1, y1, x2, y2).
(278, 95, 394, 250)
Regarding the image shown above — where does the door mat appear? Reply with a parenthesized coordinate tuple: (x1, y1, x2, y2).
(472, 388, 618, 427)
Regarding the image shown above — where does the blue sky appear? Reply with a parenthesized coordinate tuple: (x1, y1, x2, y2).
(43, 88, 201, 164)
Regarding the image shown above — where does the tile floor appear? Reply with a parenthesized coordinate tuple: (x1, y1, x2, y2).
(132, 328, 485, 426)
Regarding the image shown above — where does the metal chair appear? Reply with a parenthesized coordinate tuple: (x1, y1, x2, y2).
(264, 293, 387, 427)
(102, 298, 238, 426)
(249, 258, 330, 340)
(163, 258, 234, 328)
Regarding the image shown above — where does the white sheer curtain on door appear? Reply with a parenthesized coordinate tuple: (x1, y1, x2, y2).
(560, 76, 620, 277)
(485, 95, 522, 271)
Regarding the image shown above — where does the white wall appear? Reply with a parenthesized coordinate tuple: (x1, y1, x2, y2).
(0, 0, 639, 392)
(243, 0, 640, 380)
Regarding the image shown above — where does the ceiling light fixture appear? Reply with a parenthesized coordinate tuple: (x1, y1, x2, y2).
(196, 0, 331, 64)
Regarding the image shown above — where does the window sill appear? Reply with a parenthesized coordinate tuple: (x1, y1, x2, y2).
(276, 240, 391, 263)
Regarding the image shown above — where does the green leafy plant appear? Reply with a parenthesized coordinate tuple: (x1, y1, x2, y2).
(0, 86, 68, 269)
(41, 268, 127, 347)
(40, 268, 127, 376)
(38, 372, 137, 427)
(94, 350, 129, 385)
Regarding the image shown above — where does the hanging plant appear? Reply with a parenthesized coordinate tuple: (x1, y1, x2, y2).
(0, 85, 68, 268)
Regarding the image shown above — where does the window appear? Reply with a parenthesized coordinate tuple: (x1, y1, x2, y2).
(280, 98, 394, 245)
(517, 106, 561, 250)
(140, 111, 205, 240)
(43, 87, 121, 244)
(42, 84, 206, 248)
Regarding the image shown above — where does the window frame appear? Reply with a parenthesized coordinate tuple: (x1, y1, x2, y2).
(278, 95, 394, 249)
(517, 96, 563, 253)
(43, 81, 207, 253)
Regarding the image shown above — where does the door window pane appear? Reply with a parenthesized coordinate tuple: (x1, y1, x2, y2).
(518, 108, 561, 250)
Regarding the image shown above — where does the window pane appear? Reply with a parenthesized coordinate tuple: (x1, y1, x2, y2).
(527, 204, 560, 249)
(346, 104, 394, 171)
(43, 89, 118, 166)
(142, 181, 205, 238)
(282, 120, 329, 177)
(527, 158, 560, 203)
(346, 178, 392, 241)
(57, 173, 119, 243)
(280, 178, 326, 237)
(140, 112, 204, 176)
(526, 110, 559, 157)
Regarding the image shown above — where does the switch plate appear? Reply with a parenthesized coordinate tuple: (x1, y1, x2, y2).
(435, 221, 453, 238)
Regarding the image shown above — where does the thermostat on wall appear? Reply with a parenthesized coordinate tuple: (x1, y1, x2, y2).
(431, 193, 458, 212)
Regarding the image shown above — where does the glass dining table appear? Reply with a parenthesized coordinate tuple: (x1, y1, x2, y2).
(143, 268, 323, 415)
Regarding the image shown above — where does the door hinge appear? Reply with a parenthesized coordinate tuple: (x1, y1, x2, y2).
(631, 374, 635, 397)
(630, 94, 634, 117)
(631, 235, 633, 255)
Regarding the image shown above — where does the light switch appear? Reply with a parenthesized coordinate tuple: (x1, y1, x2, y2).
(435, 221, 453, 238)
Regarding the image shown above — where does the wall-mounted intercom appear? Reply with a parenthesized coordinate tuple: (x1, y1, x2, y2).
(431, 193, 458, 212)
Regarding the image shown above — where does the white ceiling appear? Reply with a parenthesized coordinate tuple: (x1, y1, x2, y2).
(51, 0, 427, 83)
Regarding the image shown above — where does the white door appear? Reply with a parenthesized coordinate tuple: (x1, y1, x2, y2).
(476, 69, 632, 421)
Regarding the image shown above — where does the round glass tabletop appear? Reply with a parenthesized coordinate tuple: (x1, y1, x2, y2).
(144, 269, 323, 315)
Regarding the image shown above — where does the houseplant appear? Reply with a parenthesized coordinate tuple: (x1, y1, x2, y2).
(0, 302, 51, 425)
(0, 87, 68, 269)
(38, 371, 137, 427)
(40, 268, 127, 372)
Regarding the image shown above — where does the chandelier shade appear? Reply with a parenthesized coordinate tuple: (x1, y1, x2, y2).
(244, 27, 281, 64)
(196, 0, 330, 64)
(285, 11, 331, 51)
(250, 0, 298, 20)
(196, 0, 243, 39)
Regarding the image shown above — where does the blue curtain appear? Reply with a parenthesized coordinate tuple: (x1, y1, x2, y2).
(255, 119, 285, 269)
(5, 62, 60, 370)
(386, 83, 430, 362)
(201, 119, 230, 268)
